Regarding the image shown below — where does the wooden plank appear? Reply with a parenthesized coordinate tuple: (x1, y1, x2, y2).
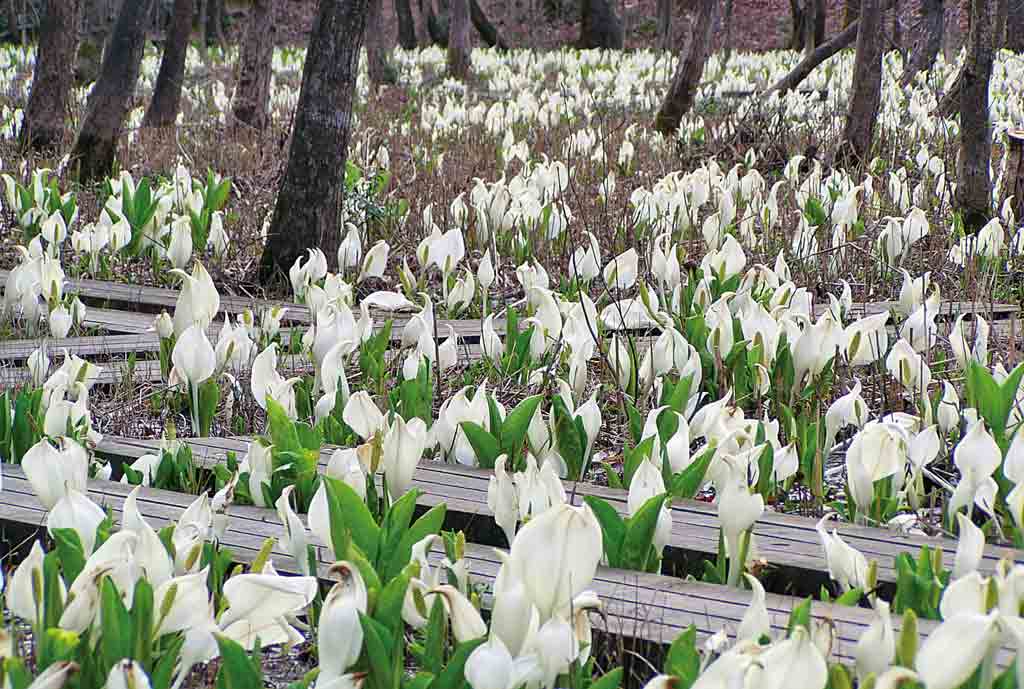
(95, 435, 1023, 587)
(0, 465, 951, 663)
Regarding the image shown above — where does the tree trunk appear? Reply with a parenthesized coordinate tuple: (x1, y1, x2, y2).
(578, 0, 623, 49)
(657, 0, 670, 50)
(955, 0, 995, 230)
(790, 0, 807, 49)
(769, 11, 861, 94)
(814, 0, 826, 45)
(844, 0, 860, 26)
(1005, 129, 1024, 224)
(653, 0, 717, 136)
(395, 0, 418, 48)
(143, 0, 193, 128)
(723, 0, 735, 65)
(259, 0, 370, 283)
(1007, 0, 1023, 51)
(992, 0, 1007, 48)
(71, 0, 152, 182)
(76, 0, 117, 84)
(366, 0, 395, 85)
(209, 0, 225, 45)
(900, 0, 943, 86)
(469, 0, 508, 50)
(838, 0, 883, 164)
(425, 0, 447, 44)
(448, 0, 471, 79)
(233, 0, 274, 130)
(21, 0, 80, 151)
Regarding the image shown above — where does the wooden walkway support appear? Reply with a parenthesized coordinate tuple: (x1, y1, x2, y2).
(95, 435, 1023, 588)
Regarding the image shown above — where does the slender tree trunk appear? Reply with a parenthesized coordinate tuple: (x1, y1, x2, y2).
(1007, 0, 1023, 51)
(1005, 130, 1024, 223)
(259, 0, 370, 283)
(723, 0, 735, 65)
(233, 0, 274, 130)
(838, 0, 883, 164)
(76, 0, 116, 84)
(844, 0, 860, 26)
(802, 0, 817, 56)
(143, 0, 193, 128)
(657, 0, 670, 51)
(992, 0, 1007, 48)
(790, 0, 807, 49)
(71, 0, 153, 181)
(653, 0, 717, 136)
(395, 0, 418, 48)
(209, 0, 225, 45)
(814, 0, 825, 45)
(425, 0, 447, 44)
(578, 0, 623, 49)
(21, 0, 80, 151)
(197, 0, 208, 60)
(955, 0, 995, 230)
(769, 12, 860, 93)
(448, 0, 471, 78)
(900, 0, 943, 86)
(366, 0, 395, 85)
(469, 0, 508, 49)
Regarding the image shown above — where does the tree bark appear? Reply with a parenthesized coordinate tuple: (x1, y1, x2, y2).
(1007, 0, 1023, 51)
(769, 12, 861, 94)
(143, 0, 193, 128)
(813, 0, 825, 45)
(844, 0, 860, 26)
(395, 0, 418, 48)
(233, 0, 274, 130)
(21, 0, 80, 151)
(1005, 130, 1024, 224)
(469, 0, 508, 50)
(900, 0, 944, 86)
(425, 0, 447, 44)
(578, 0, 623, 49)
(448, 0, 471, 79)
(790, 0, 807, 49)
(837, 0, 883, 164)
(71, 0, 152, 182)
(955, 0, 995, 230)
(992, 0, 1007, 48)
(259, 0, 370, 283)
(76, 0, 117, 84)
(657, 0, 670, 51)
(723, 0, 735, 65)
(366, 0, 396, 85)
(653, 0, 717, 136)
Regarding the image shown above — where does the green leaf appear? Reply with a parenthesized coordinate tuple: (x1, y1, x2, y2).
(499, 394, 543, 457)
(51, 528, 87, 585)
(266, 399, 301, 453)
(198, 379, 220, 437)
(100, 578, 134, 670)
(624, 399, 643, 444)
(378, 489, 418, 571)
(384, 503, 446, 581)
(590, 668, 624, 689)
(375, 567, 413, 638)
(670, 447, 714, 499)
(324, 477, 380, 563)
(459, 421, 500, 469)
(664, 625, 701, 689)
(360, 614, 396, 689)
(486, 395, 504, 441)
(213, 635, 263, 689)
(620, 494, 667, 571)
(623, 436, 655, 487)
(786, 597, 813, 637)
(552, 396, 584, 479)
(583, 496, 627, 567)
(434, 637, 486, 689)
(833, 587, 863, 606)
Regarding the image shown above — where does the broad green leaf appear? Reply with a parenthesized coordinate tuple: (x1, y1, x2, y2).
(459, 421, 500, 469)
(669, 447, 714, 499)
(213, 635, 263, 689)
(664, 625, 701, 689)
(499, 394, 543, 456)
(583, 496, 627, 567)
(385, 503, 446, 581)
(620, 494, 667, 571)
(324, 477, 380, 563)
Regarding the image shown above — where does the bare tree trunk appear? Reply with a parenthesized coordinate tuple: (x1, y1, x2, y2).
(197, 0, 208, 60)
(838, 0, 883, 164)
(657, 0, 670, 50)
(1006, 130, 1024, 223)
(814, 0, 825, 45)
(900, 0, 944, 86)
(992, 0, 1007, 48)
(955, 0, 995, 230)
(844, 0, 860, 26)
(21, 0, 80, 151)
(425, 0, 447, 44)
(769, 13, 862, 94)
(578, 0, 623, 49)
(803, 0, 817, 56)
(366, 0, 396, 85)
(76, 0, 117, 84)
(209, 0, 225, 45)
(470, 0, 508, 49)
(71, 0, 153, 181)
(1007, 0, 1023, 51)
(448, 0, 471, 78)
(790, 0, 807, 49)
(723, 0, 735, 65)
(395, 0, 418, 48)
(233, 0, 274, 130)
(143, 0, 193, 128)
(653, 0, 717, 136)
(259, 0, 370, 283)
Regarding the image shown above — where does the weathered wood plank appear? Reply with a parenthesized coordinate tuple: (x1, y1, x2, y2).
(0, 465, 950, 662)
(95, 435, 1023, 587)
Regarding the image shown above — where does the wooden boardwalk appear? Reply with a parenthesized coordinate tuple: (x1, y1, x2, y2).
(95, 435, 1023, 587)
(0, 463, 958, 664)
